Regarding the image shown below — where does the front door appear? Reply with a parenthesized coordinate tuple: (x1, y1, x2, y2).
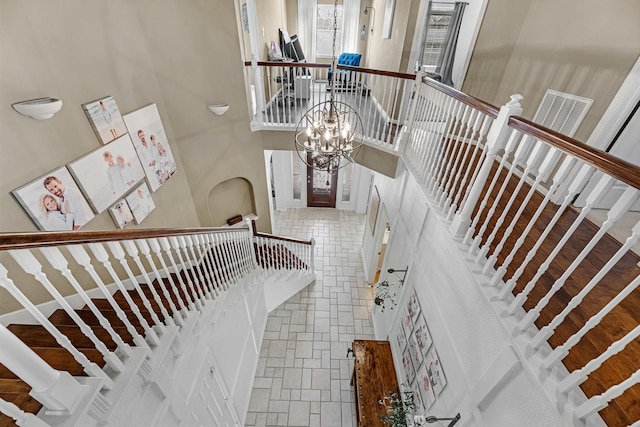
(307, 154, 338, 207)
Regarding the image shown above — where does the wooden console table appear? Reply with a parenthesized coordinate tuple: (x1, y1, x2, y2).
(351, 339, 400, 427)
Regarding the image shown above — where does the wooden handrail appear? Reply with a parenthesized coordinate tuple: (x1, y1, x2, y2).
(336, 64, 416, 80)
(508, 116, 640, 191)
(0, 226, 249, 251)
(250, 220, 312, 246)
(422, 76, 500, 119)
(243, 60, 415, 80)
(243, 60, 330, 69)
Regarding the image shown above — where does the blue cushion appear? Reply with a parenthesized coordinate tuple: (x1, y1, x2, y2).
(338, 53, 361, 67)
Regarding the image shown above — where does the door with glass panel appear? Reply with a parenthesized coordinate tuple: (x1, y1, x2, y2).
(307, 153, 338, 207)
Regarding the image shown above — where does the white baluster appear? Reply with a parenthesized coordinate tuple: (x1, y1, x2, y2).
(148, 239, 188, 317)
(209, 234, 230, 289)
(465, 129, 521, 250)
(106, 241, 166, 334)
(531, 214, 640, 350)
(217, 233, 237, 283)
(179, 236, 210, 300)
(558, 324, 640, 394)
(422, 92, 452, 185)
(545, 272, 640, 370)
(168, 236, 204, 309)
(451, 94, 523, 237)
(490, 157, 578, 286)
(88, 243, 160, 346)
(518, 181, 634, 331)
(193, 235, 218, 297)
(40, 246, 132, 358)
(429, 100, 463, 196)
(222, 232, 241, 282)
(0, 323, 86, 414)
(0, 396, 51, 427)
(67, 244, 147, 349)
(309, 238, 316, 273)
(399, 71, 426, 155)
(498, 164, 595, 302)
(437, 106, 475, 207)
(0, 263, 112, 388)
(478, 144, 556, 272)
(446, 111, 487, 219)
(135, 240, 182, 326)
(159, 237, 198, 311)
(202, 234, 224, 294)
(9, 250, 124, 374)
(574, 368, 640, 420)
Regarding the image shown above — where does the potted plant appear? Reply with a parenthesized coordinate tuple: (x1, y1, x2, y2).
(379, 387, 415, 427)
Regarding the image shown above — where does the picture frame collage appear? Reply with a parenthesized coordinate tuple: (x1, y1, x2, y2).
(11, 97, 176, 231)
(396, 288, 447, 412)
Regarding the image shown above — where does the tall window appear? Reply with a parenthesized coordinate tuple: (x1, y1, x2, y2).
(292, 152, 302, 200)
(316, 4, 343, 57)
(420, 5, 455, 67)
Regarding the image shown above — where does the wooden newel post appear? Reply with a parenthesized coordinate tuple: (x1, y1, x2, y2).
(450, 94, 523, 238)
(0, 323, 86, 414)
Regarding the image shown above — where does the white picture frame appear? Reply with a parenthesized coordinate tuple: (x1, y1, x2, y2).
(82, 96, 128, 145)
(125, 182, 155, 224)
(67, 134, 146, 214)
(11, 166, 94, 231)
(108, 199, 135, 229)
(123, 104, 178, 192)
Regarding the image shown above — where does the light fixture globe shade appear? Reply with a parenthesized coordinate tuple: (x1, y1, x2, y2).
(12, 97, 63, 120)
(295, 99, 363, 173)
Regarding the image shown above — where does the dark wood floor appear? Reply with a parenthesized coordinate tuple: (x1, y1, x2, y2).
(466, 160, 640, 426)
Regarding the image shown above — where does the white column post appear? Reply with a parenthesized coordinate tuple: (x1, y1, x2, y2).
(450, 94, 523, 237)
(309, 238, 316, 273)
(0, 324, 85, 414)
(398, 70, 426, 155)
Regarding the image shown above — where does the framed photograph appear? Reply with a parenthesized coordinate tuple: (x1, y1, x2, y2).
(408, 290, 421, 325)
(410, 381, 425, 414)
(11, 166, 94, 231)
(67, 134, 145, 214)
(396, 325, 407, 351)
(368, 185, 380, 235)
(82, 96, 128, 144)
(402, 304, 413, 336)
(123, 104, 178, 192)
(414, 315, 433, 356)
(416, 363, 436, 409)
(424, 347, 447, 396)
(108, 199, 135, 229)
(125, 183, 155, 224)
(382, 0, 395, 39)
(402, 347, 416, 384)
(407, 333, 423, 371)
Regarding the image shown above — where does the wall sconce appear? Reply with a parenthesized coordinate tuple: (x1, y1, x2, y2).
(363, 6, 375, 33)
(360, 25, 367, 41)
(387, 267, 408, 285)
(12, 97, 63, 120)
(414, 413, 461, 427)
(207, 103, 229, 116)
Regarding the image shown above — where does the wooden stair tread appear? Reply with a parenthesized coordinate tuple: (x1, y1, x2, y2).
(0, 378, 30, 394)
(48, 308, 153, 333)
(7, 324, 132, 351)
(0, 392, 42, 416)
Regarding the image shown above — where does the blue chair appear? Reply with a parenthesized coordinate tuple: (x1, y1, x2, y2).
(327, 53, 362, 90)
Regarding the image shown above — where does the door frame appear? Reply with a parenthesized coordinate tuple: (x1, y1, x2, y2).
(306, 155, 338, 207)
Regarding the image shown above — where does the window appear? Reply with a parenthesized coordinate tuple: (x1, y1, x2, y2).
(316, 4, 343, 57)
(420, 5, 455, 68)
(292, 152, 302, 200)
(341, 162, 353, 202)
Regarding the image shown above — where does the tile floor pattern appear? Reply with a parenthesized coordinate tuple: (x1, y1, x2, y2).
(245, 208, 376, 427)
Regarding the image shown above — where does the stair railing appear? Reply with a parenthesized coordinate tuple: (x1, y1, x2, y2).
(249, 219, 315, 277)
(401, 73, 640, 425)
(0, 225, 256, 424)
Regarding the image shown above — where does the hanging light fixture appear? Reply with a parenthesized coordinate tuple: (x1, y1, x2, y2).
(294, 0, 364, 174)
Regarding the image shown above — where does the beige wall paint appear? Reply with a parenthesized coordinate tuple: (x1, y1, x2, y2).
(463, 0, 640, 141)
(255, 0, 288, 60)
(364, 0, 414, 72)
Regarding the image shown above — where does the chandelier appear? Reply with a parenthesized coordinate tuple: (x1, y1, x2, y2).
(294, 0, 364, 174)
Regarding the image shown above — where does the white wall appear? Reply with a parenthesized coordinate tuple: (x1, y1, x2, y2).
(366, 165, 565, 427)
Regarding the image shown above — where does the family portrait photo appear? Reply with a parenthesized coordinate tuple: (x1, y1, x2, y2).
(123, 103, 177, 192)
(67, 134, 145, 213)
(82, 96, 128, 144)
(125, 183, 155, 224)
(11, 166, 95, 231)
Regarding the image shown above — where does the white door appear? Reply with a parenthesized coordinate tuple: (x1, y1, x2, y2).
(188, 352, 238, 427)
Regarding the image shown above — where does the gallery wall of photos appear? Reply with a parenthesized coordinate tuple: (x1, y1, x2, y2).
(11, 96, 176, 231)
(396, 288, 447, 413)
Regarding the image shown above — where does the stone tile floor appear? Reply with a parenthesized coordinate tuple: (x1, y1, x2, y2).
(245, 208, 376, 427)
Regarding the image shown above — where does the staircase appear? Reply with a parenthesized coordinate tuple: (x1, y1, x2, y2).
(0, 224, 315, 427)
